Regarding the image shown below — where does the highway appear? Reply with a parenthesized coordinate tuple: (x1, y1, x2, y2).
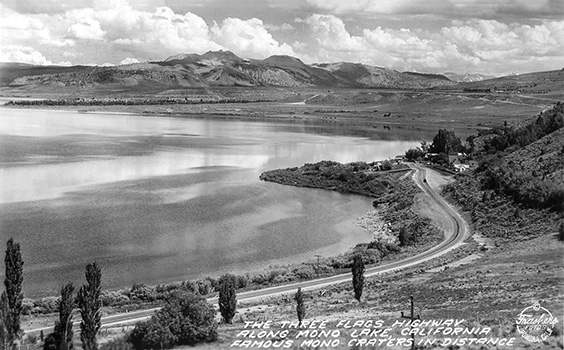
(25, 164, 468, 334)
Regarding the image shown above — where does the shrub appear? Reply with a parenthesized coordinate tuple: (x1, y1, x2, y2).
(381, 160, 393, 171)
(291, 265, 316, 280)
(100, 336, 134, 350)
(235, 275, 249, 289)
(128, 283, 156, 302)
(33, 297, 59, 314)
(101, 290, 130, 307)
(405, 148, 425, 161)
(26, 333, 38, 345)
(196, 279, 213, 295)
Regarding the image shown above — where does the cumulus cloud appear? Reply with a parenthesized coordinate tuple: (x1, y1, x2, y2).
(305, 14, 365, 52)
(305, 0, 564, 18)
(301, 13, 564, 75)
(0, 45, 71, 66)
(1, 0, 562, 75)
(0, 1, 296, 65)
(68, 20, 106, 40)
(211, 18, 296, 58)
(306, 0, 412, 15)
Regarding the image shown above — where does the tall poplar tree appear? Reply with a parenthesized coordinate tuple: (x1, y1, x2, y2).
(1, 238, 24, 349)
(294, 288, 305, 326)
(218, 274, 237, 324)
(351, 254, 365, 302)
(55, 283, 75, 350)
(77, 263, 101, 350)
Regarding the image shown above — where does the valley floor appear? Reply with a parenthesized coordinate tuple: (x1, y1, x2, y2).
(1, 87, 557, 140)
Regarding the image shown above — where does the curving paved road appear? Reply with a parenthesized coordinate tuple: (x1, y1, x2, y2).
(25, 164, 468, 333)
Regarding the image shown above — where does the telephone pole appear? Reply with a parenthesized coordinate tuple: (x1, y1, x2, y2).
(400, 295, 420, 350)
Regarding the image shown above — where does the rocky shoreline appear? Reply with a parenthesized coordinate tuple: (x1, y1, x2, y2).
(356, 208, 398, 245)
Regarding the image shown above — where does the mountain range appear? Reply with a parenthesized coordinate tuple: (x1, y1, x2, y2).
(1, 50, 561, 93)
(0, 50, 459, 90)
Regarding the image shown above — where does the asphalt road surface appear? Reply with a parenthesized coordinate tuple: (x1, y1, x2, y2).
(25, 164, 468, 334)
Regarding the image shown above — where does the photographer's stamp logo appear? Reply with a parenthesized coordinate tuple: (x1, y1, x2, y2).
(516, 302, 559, 343)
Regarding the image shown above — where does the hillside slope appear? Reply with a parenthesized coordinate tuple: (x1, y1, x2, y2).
(443, 103, 564, 241)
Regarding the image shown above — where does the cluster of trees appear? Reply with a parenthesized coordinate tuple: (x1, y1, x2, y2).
(428, 129, 464, 155)
(6, 97, 274, 107)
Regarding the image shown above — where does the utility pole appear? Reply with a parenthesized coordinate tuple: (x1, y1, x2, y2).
(315, 255, 321, 278)
(400, 295, 420, 350)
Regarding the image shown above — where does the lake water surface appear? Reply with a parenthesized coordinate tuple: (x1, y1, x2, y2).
(0, 108, 418, 296)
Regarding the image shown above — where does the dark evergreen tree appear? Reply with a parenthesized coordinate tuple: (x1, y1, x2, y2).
(77, 263, 101, 350)
(1, 238, 24, 350)
(429, 129, 462, 155)
(55, 283, 75, 350)
(294, 288, 305, 326)
(351, 254, 365, 302)
(217, 274, 237, 324)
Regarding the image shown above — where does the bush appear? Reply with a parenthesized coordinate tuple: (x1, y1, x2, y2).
(129, 319, 177, 349)
(100, 336, 134, 350)
(291, 265, 316, 280)
(196, 279, 213, 295)
(33, 297, 59, 314)
(101, 290, 130, 307)
(129, 291, 217, 349)
(129, 283, 156, 302)
(26, 333, 38, 345)
(405, 148, 425, 161)
(381, 160, 393, 171)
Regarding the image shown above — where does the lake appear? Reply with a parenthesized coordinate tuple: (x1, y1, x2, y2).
(0, 108, 418, 297)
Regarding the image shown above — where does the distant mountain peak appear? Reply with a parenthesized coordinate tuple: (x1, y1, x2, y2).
(443, 72, 496, 82)
(163, 53, 199, 62)
(201, 50, 242, 62)
(262, 55, 306, 68)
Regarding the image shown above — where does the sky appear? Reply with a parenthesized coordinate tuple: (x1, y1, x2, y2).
(1, 0, 563, 76)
